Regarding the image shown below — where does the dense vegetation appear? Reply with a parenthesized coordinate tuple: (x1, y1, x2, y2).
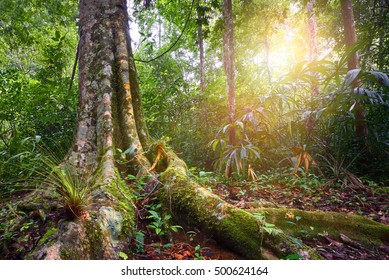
(0, 0, 388, 260)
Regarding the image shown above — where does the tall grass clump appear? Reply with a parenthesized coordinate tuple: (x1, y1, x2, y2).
(43, 162, 90, 218)
(36, 143, 91, 218)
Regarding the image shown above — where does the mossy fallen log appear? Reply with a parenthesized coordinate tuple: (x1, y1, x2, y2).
(157, 150, 322, 259)
(248, 208, 389, 245)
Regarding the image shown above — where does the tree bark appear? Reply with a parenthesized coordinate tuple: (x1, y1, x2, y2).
(377, 0, 387, 71)
(68, 0, 150, 178)
(340, 0, 368, 142)
(28, 0, 149, 259)
(197, 0, 205, 94)
(341, 0, 359, 70)
(222, 0, 236, 147)
(306, 0, 320, 96)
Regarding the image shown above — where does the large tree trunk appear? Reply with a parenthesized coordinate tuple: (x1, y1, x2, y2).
(28, 0, 149, 260)
(24, 0, 388, 260)
(340, 0, 368, 143)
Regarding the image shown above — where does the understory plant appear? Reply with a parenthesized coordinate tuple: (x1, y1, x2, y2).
(210, 118, 262, 178)
(43, 162, 90, 218)
(209, 51, 389, 182)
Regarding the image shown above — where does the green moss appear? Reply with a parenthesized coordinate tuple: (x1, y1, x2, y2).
(216, 207, 262, 259)
(84, 220, 104, 259)
(58, 220, 105, 260)
(159, 175, 219, 228)
(58, 244, 83, 260)
(17, 188, 61, 212)
(59, 249, 71, 260)
(161, 166, 186, 182)
(105, 171, 136, 239)
(38, 227, 58, 246)
(249, 208, 389, 245)
(57, 221, 88, 260)
(59, 245, 87, 260)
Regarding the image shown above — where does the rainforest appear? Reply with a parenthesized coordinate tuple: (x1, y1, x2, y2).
(0, 0, 388, 260)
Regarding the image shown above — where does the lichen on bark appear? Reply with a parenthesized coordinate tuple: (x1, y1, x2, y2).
(28, 0, 143, 260)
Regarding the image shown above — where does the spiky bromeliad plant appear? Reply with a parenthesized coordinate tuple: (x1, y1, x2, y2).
(44, 163, 90, 218)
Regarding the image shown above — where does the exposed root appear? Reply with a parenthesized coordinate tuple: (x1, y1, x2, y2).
(154, 145, 323, 259)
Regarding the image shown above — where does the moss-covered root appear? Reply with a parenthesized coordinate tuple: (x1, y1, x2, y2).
(248, 208, 389, 245)
(158, 154, 322, 260)
(28, 175, 136, 260)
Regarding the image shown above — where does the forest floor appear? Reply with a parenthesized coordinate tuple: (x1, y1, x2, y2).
(212, 179, 389, 260)
(129, 176, 388, 260)
(0, 174, 388, 260)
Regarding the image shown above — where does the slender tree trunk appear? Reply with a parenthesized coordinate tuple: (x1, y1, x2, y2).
(341, 0, 359, 70)
(264, 36, 272, 84)
(222, 0, 236, 147)
(306, 0, 320, 96)
(377, 0, 387, 71)
(304, 0, 320, 141)
(340, 0, 368, 143)
(197, 0, 205, 94)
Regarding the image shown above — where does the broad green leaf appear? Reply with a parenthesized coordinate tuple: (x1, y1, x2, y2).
(119, 251, 128, 260)
(285, 254, 303, 260)
(344, 69, 361, 87)
(369, 71, 389, 87)
(315, 107, 326, 120)
(147, 210, 160, 219)
(222, 124, 230, 134)
(211, 139, 219, 151)
(123, 145, 136, 155)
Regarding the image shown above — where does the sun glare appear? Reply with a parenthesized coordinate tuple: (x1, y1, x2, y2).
(268, 45, 293, 70)
(252, 26, 306, 77)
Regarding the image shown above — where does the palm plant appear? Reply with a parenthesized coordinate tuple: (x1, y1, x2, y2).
(211, 118, 262, 178)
